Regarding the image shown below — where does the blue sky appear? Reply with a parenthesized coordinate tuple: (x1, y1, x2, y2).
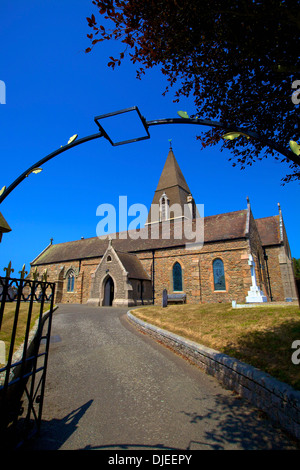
(0, 0, 299, 276)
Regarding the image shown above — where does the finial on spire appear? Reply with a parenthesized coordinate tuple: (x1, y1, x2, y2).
(168, 139, 172, 149)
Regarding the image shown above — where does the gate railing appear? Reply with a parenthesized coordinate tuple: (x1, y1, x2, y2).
(0, 273, 55, 449)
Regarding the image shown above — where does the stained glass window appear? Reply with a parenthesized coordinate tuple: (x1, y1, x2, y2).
(173, 262, 183, 291)
(213, 259, 225, 291)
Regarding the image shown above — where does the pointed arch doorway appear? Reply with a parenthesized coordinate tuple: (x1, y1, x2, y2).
(103, 276, 114, 306)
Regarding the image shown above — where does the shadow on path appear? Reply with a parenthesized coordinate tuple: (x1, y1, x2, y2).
(21, 392, 300, 450)
(180, 392, 300, 450)
(22, 400, 93, 450)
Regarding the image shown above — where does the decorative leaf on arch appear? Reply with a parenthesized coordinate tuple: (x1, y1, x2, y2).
(85, 0, 300, 183)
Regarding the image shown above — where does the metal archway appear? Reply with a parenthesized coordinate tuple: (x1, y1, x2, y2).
(0, 105, 299, 205)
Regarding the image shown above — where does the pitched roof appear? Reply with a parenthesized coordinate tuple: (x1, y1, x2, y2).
(31, 209, 249, 265)
(146, 148, 192, 224)
(116, 251, 151, 280)
(0, 212, 11, 233)
(204, 210, 248, 242)
(155, 147, 191, 194)
(255, 215, 281, 246)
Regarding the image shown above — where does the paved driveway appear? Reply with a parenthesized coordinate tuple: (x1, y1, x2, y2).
(25, 304, 298, 450)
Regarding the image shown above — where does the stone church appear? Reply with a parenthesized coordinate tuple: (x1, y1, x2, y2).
(29, 147, 298, 306)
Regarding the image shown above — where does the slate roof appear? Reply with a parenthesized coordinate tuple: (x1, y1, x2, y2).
(155, 147, 191, 194)
(116, 251, 151, 280)
(256, 215, 281, 246)
(146, 148, 192, 224)
(204, 210, 247, 242)
(31, 209, 249, 265)
(0, 212, 11, 233)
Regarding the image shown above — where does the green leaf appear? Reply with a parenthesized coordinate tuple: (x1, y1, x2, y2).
(222, 132, 241, 140)
(68, 134, 78, 144)
(289, 140, 300, 156)
(177, 111, 189, 119)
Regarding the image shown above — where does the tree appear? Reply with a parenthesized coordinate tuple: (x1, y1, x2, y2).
(293, 258, 300, 280)
(293, 258, 300, 302)
(85, 0, 300, 183)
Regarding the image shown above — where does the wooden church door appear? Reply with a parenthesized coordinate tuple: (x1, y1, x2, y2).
(104, 276, 114, 306)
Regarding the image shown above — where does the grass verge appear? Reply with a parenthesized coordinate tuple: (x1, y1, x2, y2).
(133, 303, 300, 390)
(0, 303, 51, 365)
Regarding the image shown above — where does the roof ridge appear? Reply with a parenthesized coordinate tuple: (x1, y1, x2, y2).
(255, 215, 278, 221)
(204, 209, 247, 219)
(115, 250, 137, 256)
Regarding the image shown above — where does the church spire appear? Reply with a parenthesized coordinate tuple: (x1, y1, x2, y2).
(154, 146, 191, 194)
(146, 147, 196, 225)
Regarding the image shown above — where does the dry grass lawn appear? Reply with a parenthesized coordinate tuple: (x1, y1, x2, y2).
(0, 303, 50, 365)
(133, 303, 300, 390)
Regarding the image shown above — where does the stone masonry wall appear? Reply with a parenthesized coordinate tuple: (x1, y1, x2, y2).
(28, 261, 82, 304)
(80, 259, 101, 303)
(248, 211, 270, 299)
(89, 247, 130, 306)
(280, 223, 298, 301)
(136, 238, 260, 305)
(264, 246, 285, 301)
(30, 229, 289, 306)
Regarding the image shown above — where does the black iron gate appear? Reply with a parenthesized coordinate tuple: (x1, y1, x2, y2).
(0, 274, 55, 449)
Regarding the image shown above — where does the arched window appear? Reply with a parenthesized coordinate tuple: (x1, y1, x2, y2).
(67, 270, 75, 292)
(173, 262, 183, 291)
(159, 192, 169, 221)
(213, 259, 226, 291)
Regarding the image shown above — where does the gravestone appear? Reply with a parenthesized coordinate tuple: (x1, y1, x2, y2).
(162, 289, 168, 308)
(246, 254, 267, 303)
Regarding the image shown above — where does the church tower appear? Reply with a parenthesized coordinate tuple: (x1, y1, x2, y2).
(146, 146, 198, 225)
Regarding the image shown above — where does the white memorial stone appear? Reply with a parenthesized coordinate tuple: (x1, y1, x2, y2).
(246, 254, 267, 303)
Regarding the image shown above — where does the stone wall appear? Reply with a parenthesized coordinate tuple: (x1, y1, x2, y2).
(129, 278, 153, 305)
(88, 247, 130, 306)
(29, 228, 293, 306)
(264, 244, 298, 302)
(264, 246, 285, 301)
(279, 223, 298, 301)
(127, 311, 300, 440)
(80, 259, 101, 303)
(136, 238, 260, 305)
(28, 261, 82, 304)
(279, 249, 298, 301)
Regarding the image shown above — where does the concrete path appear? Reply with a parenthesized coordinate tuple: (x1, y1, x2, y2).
(25, 304, 299, 450)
